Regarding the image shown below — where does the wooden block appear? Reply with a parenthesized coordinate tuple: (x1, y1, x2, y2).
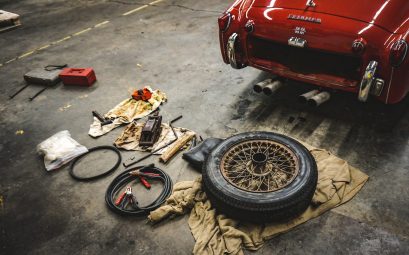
(159, 131, 195, 163)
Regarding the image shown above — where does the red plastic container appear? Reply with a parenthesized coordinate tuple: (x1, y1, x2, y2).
(59, 68, 96, 86)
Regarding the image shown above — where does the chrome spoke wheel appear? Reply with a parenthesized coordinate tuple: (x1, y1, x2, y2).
(220, 140, 299, 192)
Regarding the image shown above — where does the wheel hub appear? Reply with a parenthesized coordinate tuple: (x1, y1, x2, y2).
(220, 139, 299, 193)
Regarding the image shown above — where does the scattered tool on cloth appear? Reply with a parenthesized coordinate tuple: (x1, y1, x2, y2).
(37, 130, 88, 171)
(59, 67, 96, 86)
(10, 64, 67, 100)
(92, 110, 113, 126)
(149, 144, 369, 255)
(139, 111, 162, 147)
(115, 121, 193, 154)
(88, 86, 167, 137)
(105, 164, 173, 216)
(122, 115, 196, 167)
(159, 130, 195, 163)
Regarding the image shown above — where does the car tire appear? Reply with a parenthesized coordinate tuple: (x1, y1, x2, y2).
(202, 132, 318, 223)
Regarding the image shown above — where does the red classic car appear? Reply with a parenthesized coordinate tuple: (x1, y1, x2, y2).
(218, 0, 409, 104)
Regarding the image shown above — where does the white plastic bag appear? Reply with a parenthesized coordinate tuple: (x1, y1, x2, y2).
(37, 130, 88, 171)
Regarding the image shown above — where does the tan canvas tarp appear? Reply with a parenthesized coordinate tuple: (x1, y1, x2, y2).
(149, 144, 369, 255)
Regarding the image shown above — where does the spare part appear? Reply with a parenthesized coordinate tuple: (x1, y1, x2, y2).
(202, 132, 318, 222)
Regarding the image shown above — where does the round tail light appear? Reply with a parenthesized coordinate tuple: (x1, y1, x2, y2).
(218, 12, 232, 32)
(390, 39, 408, 67)
(245, 20, 254, 33)
(352, 38, 366, 53)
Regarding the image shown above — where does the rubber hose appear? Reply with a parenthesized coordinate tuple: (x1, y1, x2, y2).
(69, 146, 122, 181)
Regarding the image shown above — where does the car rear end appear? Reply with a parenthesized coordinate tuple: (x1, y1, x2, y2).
(218, 0, 408, 103)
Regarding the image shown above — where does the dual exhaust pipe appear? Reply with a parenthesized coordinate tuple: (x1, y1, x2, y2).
(298, 90, 330, 107)
(253, 78, 284, 96)
(253, 78, 330, 107)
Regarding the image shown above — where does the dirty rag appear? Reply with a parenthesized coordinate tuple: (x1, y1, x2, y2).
(149, 144, 369, 255)
(114, 122, 194, 155)
(88, 88, 166, 137)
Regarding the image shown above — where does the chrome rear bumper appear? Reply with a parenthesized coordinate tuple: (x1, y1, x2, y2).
(227, 33, 245, 69)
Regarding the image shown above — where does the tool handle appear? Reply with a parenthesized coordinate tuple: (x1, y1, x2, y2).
(29, 87, 47, 101)
(92, 110, 106, 122)
(115, 192, 127, 206)
(139, 176, 151, 189)
(170, 115, 183, 124)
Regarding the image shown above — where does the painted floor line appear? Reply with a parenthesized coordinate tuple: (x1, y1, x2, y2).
(0, 0, 166, 68)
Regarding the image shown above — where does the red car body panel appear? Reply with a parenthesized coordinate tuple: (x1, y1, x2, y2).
(219, 0, 409, 104)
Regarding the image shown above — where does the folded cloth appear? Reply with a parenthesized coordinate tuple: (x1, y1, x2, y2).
(149, 144, 369, 255)
(114, 122, 194, 155)
(88, 87, 167, 137)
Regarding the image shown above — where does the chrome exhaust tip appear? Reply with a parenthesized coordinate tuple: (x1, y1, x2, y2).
(253, 79, 273, 93)
(262, 80, 284, 96)
(307, 91, 331, 107)
(298, 90, 320, 104)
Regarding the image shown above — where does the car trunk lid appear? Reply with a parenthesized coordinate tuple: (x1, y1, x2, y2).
(252, 0, 408, 33)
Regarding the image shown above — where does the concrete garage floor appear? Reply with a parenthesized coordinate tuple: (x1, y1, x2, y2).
(0, 0, 408, 254)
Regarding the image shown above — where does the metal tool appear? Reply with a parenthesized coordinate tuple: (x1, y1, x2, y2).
(116, 186, 138, 209)
(92, 110, 113, 126)
(139, 111, 162, 147)
(123, 115, 183, 168)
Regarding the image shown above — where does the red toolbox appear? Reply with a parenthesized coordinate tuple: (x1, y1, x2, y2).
(59, 68, 96, 86)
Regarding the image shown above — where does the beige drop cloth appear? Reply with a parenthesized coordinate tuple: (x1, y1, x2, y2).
(149, 143, 369, 255)
(88, 88, 167, 137)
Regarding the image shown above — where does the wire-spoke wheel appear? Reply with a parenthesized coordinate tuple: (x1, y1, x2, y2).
(203, 132, 318, 223)
(220, 140, 299, 192)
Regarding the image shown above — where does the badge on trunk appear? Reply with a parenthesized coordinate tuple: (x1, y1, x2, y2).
(288, 37, 307, 48)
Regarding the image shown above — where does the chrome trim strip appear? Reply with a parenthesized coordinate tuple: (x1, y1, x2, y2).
(386, 68, 394, 104)
(227, 33, 241, 69)
(221, 13, 232, 33)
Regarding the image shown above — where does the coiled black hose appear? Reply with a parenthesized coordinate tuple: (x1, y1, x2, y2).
(69, 146, 122, 181)
(105, 164, 173, 216)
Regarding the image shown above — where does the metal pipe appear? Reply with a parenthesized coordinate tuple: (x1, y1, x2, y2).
(298, 90, 320, 104)
(253, 79, 272, 93)
(262, 80, 284, 96)
(307, 92, 331, 107)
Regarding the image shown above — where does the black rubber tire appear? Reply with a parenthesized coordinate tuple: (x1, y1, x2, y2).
(202, 132, 317, 223)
